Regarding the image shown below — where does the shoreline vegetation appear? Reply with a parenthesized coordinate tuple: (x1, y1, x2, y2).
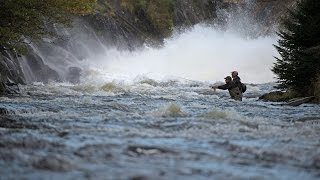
(267, 0, 320, 104)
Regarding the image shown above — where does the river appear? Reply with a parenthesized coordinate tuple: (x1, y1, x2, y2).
(1, 12, 320, 179)
(0, 79, 319, 179)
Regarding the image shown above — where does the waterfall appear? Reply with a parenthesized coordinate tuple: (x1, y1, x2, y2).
(79, 25, 277, 84)
(17, 1, 278, 85)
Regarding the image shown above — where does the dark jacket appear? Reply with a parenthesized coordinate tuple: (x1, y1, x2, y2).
(232, 76, 243, 92)
(218, 81, 242, 101)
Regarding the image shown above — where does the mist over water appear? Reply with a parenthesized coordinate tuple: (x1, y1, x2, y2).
(81, 25, 277, 84)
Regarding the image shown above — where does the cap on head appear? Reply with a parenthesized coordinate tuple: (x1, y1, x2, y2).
(224, 76, 232, 81)
(231, 71, 238, 76)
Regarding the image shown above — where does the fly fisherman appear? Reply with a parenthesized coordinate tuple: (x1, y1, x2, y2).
(210, 76, 242, 101)
(231, 71, 243, 93)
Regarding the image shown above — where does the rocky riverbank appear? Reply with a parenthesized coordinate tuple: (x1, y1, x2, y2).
(259, 89, 320, 104)
(0, 0, 296, 96)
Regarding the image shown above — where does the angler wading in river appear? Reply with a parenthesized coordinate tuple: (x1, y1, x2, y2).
(210, 71, 246, 101)
(210, 76, 243, 101)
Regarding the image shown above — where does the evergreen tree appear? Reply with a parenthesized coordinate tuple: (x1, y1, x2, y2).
(272, 0, 320, 95)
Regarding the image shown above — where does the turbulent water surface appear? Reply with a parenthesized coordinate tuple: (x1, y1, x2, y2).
(0, 80, 319, 179)
(1, 9, 320, 179)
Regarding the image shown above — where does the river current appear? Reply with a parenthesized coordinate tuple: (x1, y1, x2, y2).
(0, 79, 319, 179)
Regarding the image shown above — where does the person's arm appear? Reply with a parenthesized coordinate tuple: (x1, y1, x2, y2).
(218, 81, 238, 90)
(217, 83, 231, 90)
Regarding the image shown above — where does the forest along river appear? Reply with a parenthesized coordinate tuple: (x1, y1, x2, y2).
(0, 79, 319, 179)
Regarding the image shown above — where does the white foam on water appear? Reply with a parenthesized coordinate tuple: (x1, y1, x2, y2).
(80, 24, 277, 84)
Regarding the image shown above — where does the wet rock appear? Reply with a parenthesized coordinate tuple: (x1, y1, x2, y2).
(0, 81, 5, 96)
(312, 76, 320, 103)
(0, 135, 64, 149)
(32, 155, 74, 172)
(159, 171, 166, 176)
(0, 107, 9, 115)
(58, 131, 69, 137)
(0, 117, 40, 129)
(0, 50, 26, 86)
(311, 156, 320, 169)
(259, 91, 284, 101)
(23, 51, 61, 83)
(259, 91, 297, 102)
(67, 66, 82, 84)
(286, 96, 315, 106)
(4, 80, 20, 95)
(174, 0, 217, 28)
(0, 73, 21, 96)
(130, 175, 149, 180)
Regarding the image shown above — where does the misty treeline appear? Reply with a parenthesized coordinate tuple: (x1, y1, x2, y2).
(273, 0, 320, 98)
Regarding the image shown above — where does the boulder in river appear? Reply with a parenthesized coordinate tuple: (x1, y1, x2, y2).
(67, 66, 82, 84)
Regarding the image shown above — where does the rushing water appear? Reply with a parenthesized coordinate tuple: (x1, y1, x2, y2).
(78, 24, 278, 84)
(0, 79, 319, 180)
(1, 10, 320, 179)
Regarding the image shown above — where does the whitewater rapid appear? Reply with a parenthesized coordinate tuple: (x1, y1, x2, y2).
(2, 8, 319, 180)
(0, 80, 319, 179)
(77, 24, 277, 85)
